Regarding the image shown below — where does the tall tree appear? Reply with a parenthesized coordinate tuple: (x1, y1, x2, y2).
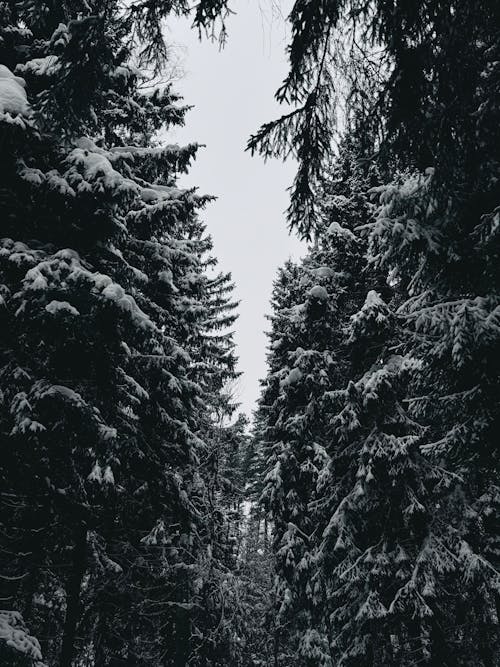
(251, 1, 500, 663)
(256, 140, 386, 665)
(248, 0, 500, 238)
(0, 2, 241, 665)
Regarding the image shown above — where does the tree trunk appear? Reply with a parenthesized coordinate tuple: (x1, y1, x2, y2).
(273, 627, 279, 667)
(94, 609, 109, 667)
(60, 524, 87, 667)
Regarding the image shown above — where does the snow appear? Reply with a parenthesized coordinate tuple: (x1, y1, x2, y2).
(288, 303, 305, 323)
(110, 64, 143, 81)
(99, 424, 117, 441)
(0, 610, 45, 664)
(364, 289, 385, 311)
(88, 462, 102, 483)
(0, 64, 29, 116)
(308, 285, 328, 301)
(356, 592, 388, 621)
(37, 385, 87, 415)
(141, 520, 168, 546)
(51, 22, 69, 48)
(46, 170, 76, 196)
(18, 164, 44, 186)
(158, 269, 176, 289)
(282, 367, 303, 386)
(313, 265, 335, 278)
(88, 461, 116, 485)
(45, 300, 80, 316)
(349, 290, 391, 339)
(242, 499, 252, 517)
(109, 143, 194, 159)
(69, 144, 135, 193)
(16, 56, 59, 77)
(20, 247, 155, 330)
(120, 371, 150, 401)
(101, 283, 154, 329)
(103, 466, 115, 484)
(327, 220, 357, 241)
(140, 187, 160, 202)
(65, 138, 194, 207)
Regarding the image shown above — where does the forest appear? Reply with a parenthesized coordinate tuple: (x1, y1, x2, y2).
(0, 1, 498, 665)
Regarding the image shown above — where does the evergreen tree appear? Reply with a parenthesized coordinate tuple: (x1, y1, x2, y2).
(250, 1, 500, 663)
(361, 166, 500, 665)
(248, 0, 500, 237)
(0, 2, 241, 665)
(1, 0, 498, 664)
(236, 506, 275, 667)
(255, 141, 384, 665)
(258, 260, 327, 665)
(320, 291, 444, 666)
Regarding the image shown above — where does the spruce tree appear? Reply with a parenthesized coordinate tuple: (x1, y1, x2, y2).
(0, 2, 241, 665)
(258, 259, 330, 665)
(250, 1, 500, 663)
(255, 141, 383, 665)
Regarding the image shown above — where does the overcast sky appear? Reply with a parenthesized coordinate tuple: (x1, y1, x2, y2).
(166, 1, 305, 417)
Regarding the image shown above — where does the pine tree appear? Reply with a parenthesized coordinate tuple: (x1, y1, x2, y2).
(255, 141, 384, 665)
(248, 0, 500, 237)
(249, 1, 500, 662)
(362, 165, 500, 664)
(313, 145, 498, 666)
(186, 255, 246, 666)
(0, 3, 241, 665)
(257, 260, 330, 665)
(236, 505, 275, 666)
(320, 291, 445, 666)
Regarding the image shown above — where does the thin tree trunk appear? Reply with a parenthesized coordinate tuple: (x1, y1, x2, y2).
(94, 609, 109, 667)
(60, 524, 87, 667)
(273, 627, 279, 667)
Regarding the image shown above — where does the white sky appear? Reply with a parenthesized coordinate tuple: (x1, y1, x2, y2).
(166, 1, 305, 417)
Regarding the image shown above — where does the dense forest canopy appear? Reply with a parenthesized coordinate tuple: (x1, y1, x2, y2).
(0, 0, 498, 665)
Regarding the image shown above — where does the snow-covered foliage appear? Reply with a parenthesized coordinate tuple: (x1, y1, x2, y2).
(1, 0, 499, 665)
(0, 610, 46, 666)
(256, 116, 500, 664)
(253, 143, 385, 664)
(0, 65, 29, 116)
(0, 3, 243, 666)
